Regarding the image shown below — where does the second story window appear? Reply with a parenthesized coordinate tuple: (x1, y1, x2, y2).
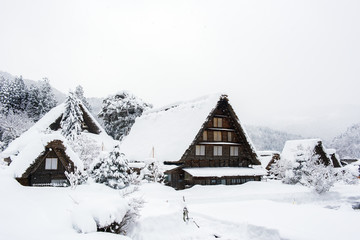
(203, 131, 207, 141)
(45, 158, 58, 170)
(214, 146, 222, 156)
(214, 131, 222, 141)
(228, 132, 232, 142)
(213, 117, 223, 127)
(196, 145, 205, 156)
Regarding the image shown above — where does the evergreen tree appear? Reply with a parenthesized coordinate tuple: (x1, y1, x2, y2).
(90, 145, 131, 189)
(61, 92, 84, 141)
(0, 76, 28, 114)
(75, 85, 92, 111)
(26, 78, 57, 121)
(98, 91, 152, 140)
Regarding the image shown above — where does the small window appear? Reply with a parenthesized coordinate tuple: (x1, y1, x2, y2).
(203, 131, 207, 141)
(196, 145, 205, 156)
(214, 146, 222, 156)
(214, 131, 222, 141)
(230, 146, 239, 156)
(45, 158, 58, 170)
(213, 117, 223, 127)
(228, 132, 232, 142)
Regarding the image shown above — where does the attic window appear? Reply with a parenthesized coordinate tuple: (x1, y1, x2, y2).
(228, 132, 232, 142)
(45, 158, 58, 170)
(196, 145, 205, 156)
(213, 118, 222, 127)
(203, 131, 207, 141)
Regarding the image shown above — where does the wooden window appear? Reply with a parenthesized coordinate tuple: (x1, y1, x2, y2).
(230, 146, 239, 156)
(214, 131, 222, 141)
(213, 117, 223, 127)
(203, 131, 207, 141)
(195, 145, 205, 156)
(213, 146, 222, 156)
(45, 158, 58, 170)
(228, 132, 232, 142)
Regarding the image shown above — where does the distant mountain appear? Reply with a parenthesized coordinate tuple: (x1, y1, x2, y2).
(0, 71, 66, 104)
(246, 125, 303, 152)
(330, 123, 360, 159)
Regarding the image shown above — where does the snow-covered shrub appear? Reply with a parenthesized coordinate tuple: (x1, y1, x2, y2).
(335, 165, 359, 185)
(276, 146, 337, 194)
(65, 169, 88, 189)
(69, 134, 101, 171)
(98, 91, 152, 140)
(90, 145, 131, 189)
(141, 160, 164, 183)
(61, 92, 84, 141)
(97, 197, 143, 235)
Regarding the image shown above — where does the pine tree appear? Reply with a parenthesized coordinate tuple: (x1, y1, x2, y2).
(98, 91, 152, 140)
(25, 79, 57, 121)
(75, 85, 92, 111)
(90, 145, 131, 189)
(61, 92, 84, 141)
(0, 76, 28, 115)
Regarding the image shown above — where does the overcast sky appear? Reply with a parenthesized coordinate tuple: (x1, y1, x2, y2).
(1, 0, 360, 140)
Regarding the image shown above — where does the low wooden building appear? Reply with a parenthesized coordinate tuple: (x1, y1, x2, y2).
(121, 94, 266, 190)
(258, 151, 281, 171)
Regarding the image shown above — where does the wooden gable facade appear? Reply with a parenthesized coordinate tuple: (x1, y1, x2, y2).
(165, 96, 264, 189)
(16, 140, 75, 187)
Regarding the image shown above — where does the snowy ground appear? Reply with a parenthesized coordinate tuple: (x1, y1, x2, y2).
(1, 168, 360, 240)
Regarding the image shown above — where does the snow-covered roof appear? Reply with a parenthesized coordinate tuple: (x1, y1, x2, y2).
(9, 133, 83, 177)
(120, 94, 257, 163)
(281, 139, 330, 164)
(1, 103, 115, 160)
(183, 167, 267, 177)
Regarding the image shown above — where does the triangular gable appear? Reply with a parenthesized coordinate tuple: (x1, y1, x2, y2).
(179, 96, 260, 165)
(7, 134, 83, 178)
(21, 140, 75, 178)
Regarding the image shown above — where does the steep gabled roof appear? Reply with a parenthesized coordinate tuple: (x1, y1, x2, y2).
(120, 94, 259, 163)
(1, 102, 115, 162)
(281, 139, 332, 166)
(8, 133, 83, 178)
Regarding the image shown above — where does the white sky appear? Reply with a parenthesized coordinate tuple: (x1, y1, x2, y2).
(1, 0, 360, 140)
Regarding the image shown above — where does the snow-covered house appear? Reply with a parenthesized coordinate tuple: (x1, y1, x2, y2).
(326, 149, 342, 168)
(121, 94, 266, 189)
(281, 139, 332, 167)
(1, 98, 115, 186)
(258, 151, 280, 171)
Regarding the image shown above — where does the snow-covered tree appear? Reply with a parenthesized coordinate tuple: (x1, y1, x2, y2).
(331, 123, 360, 158)
(90, 145, 131, 189)
(61, 92, 84, 141)
(69, 134, 101, 171)
(75, 85, 92, 111)
(278, 147, 337, 194)
(98, 91, 152, 140)
(65, 169, 88, 189)
(142, 160, 164, 183)
(0, 76, 28, 114)
(0, 110, 34, 150)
